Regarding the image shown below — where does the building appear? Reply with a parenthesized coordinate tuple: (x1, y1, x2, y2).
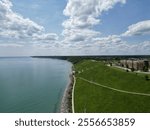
(120, 59, 149, 72)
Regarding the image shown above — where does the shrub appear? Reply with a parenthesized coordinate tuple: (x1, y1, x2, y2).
(145, 75, 149, 81)
(131, 68, 135, 72)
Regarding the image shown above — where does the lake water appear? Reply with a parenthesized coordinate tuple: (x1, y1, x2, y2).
(0, 57, 72, 113)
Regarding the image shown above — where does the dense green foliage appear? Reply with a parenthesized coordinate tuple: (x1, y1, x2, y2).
(74, 60, 150, 112)
(32, 55, 150, 64)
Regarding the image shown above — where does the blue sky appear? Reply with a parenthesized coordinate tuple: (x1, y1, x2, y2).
(0, 0, 150, 56)
(11, 0, 67, 34)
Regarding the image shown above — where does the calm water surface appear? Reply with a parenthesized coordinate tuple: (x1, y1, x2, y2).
(0, 57, 72, 113)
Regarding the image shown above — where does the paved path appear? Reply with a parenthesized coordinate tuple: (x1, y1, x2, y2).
(79, 77, 150, 97)
(72, 75, 76, 113)
(112, 65, 150, 74)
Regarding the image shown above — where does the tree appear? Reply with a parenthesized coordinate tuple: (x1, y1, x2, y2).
(109, 62, 112, 66)
(145, 75, 149, 81)
(131, 68, 135, 72)
(143, 66, 148, 72)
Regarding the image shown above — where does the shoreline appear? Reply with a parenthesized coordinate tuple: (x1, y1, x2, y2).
(60, 66, 75, 113)
(71, 75, 76, 113)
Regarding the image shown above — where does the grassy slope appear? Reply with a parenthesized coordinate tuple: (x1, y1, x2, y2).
(74, 60, 150, 112)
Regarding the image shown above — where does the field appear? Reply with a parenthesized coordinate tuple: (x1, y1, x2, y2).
(74, 60, 150, 113)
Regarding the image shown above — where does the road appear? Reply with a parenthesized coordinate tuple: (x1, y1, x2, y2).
(72, 75, 76, 113)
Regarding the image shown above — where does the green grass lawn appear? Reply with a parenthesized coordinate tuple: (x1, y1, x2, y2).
(74, 60, 150, 113)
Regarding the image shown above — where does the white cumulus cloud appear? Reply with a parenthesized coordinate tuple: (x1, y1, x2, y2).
(63, 0, 126, 28)
(0, 0, 58, 43)
(122, 20, 150, 36)
(62, 0, 126, 44)
(0, 43, 24, 47)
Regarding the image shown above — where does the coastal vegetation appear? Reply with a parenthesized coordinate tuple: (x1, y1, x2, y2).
(32, 55, 150, 64)
(74, 60, 150, 112)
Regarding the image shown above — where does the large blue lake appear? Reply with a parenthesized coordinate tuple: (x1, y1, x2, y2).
(0, 57, 72, 113)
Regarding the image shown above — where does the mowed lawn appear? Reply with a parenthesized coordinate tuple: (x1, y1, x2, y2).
(74, 60, 150, 113)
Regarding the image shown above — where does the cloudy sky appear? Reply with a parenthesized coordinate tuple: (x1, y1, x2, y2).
(0, 0, 150, 56)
